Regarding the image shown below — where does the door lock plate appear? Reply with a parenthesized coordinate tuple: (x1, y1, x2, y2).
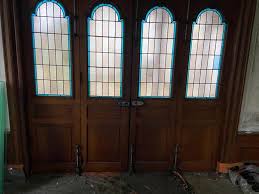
(131, 100, 144, 107)
(118, 101, 130, 107)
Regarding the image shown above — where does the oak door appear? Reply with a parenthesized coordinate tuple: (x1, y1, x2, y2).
(129, 0, 188, 171)
(22, 0, 244, 173)
(79, 0, 134, 171)
(21, 0, 81, 172)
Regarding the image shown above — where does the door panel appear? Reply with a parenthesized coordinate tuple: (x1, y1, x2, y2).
(134, 101, 176, 170)
(20, 0, 245, 173)
(178, 0, 242, 171)
(21, 0, 81, 172)
(79, 0, 133, 171)
(130, 0, 188, 171)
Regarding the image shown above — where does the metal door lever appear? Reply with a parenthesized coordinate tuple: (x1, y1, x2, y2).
(131, 100, 144, 107)
(118, 101, 130, 107)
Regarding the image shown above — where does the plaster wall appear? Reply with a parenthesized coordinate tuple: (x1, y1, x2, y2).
(239, 0, 259, 133)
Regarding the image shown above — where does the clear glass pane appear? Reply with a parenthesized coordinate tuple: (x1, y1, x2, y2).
(48, 34, 55, 49)
(53, 3, 61, 17)
(88, 5, 123, 97)
(50, 65, 57, 80)
(56, 50, 62, 65)
(32, 1, 71, 96)
(43, 65, 50, 80)
(36, 65, 43, 79)
(63, 51, 69, 66)
(55, 34, 62, 49)
(89, 20, 96, 36)
(51, 81, 58, 94)
(49, 50, 56, 65)
(35, 49, 42, 64)
(62, 35, 69, 50)
(33, 17, 41, 32)
(41, 34, 48, 49)
(42, 50, 49, 64)
(139, 7, 175, 97)
(54, 18, 61, 33)
(186, 9, 225, 98)
(103, 21, 109, 36)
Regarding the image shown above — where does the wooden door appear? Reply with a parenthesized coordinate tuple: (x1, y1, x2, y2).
(21, 0, 81, 172)
(20, 0, 245, 173)
(129, 0, 188, 171)
(79, 0, 134, 171)
(177, 0, 243, 171)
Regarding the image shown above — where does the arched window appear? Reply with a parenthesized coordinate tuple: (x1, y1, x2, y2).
(88, 4, 124, 97)
(138, 6, 176, 98)
(32, 0, 72, 96)
(186, 9, 226, 98)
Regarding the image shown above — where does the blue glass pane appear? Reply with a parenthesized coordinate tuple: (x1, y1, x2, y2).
(213, 56, 221, 69)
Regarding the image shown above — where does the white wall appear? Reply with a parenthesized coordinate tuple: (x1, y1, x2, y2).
(0, 16, 10, 131)
(0, 17, 5, 81)
(239, 0, 259, 133)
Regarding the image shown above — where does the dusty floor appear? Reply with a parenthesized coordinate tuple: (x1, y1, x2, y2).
(185, 173, 242, 194)
(4, 172, 242, 194)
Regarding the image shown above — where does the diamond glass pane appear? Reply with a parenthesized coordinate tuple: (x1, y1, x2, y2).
(88, 4, 123, 97)
(186, 9, 226, 98)
(138, 7, 176, 98)
(32, 1, 72, 96)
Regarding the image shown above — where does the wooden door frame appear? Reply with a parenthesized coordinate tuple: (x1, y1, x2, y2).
(219, 0, 257, 163)
(0, 0, 30, 176)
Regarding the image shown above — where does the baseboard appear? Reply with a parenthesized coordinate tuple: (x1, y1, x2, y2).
(217, 162, 243, 173)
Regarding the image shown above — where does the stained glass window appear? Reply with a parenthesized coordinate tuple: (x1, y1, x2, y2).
(32, 0, 72, 96)
(88, 4, 123, 97)
(138, 6, 176, 98)
(186, 9, 226, 98)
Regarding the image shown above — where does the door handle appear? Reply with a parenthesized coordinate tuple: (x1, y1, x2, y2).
(131, 100, 144, 107)
(118, 101, 130, 107)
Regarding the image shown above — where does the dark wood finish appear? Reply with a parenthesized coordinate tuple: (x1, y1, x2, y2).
(129, 0, 188, 171)
(79, 0, 133, 171)
(236, 134, 259, 162)
(20, 0, 81, 173)
(176, 0, 248, 171)
(8, 0, 257, 173)
(219, 0, 257, 163)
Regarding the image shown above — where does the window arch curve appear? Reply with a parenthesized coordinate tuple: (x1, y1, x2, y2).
(186, 8, 226, 98)
(87, 4, 124, 97)
(32, 0, 72, 96)
(138, 6, 176, 97)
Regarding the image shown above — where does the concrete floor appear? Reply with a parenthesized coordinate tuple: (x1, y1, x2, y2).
(185, 173, 242, 194)
(4, 172, 242, 194)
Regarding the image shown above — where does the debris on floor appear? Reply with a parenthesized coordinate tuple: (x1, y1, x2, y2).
(185, 172, 242, 194)
(4, 172, 245, 194)
(229, 163, 259, 193)
(4, 173, 191, 194)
